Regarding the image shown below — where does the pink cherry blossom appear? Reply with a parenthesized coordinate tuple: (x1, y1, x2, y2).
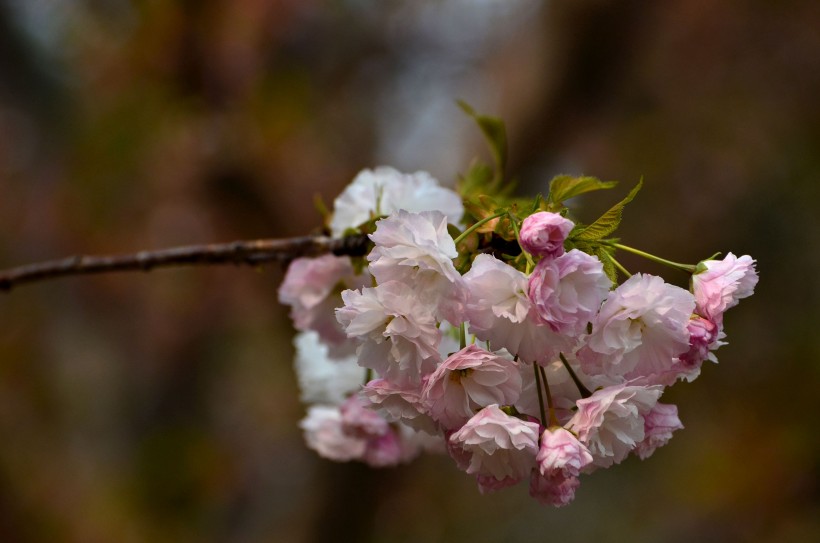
(293, 331, 363, 405)
(422, 344, 522, 430)
(528, 249, 611, 336)
(634, 402, 684, 460)
(336, 281, 441, 386)
(463, 254, 573, 364)
(578, 273, 695, 380)
(300, 405, 366, 462)
(278, 254, 368, 355)
(330, 167, 464, 237)
(519, 211, 574, 258)
(361, 378, 438, 435)
(368, 210, 466, 324)
(536, 427, 593, 478)
(340, 395, 390, 439)
(567, 383, 663, 469)
(476, 474, 519, 494)
(692, 253, 758, 323)
(448, 404, 540, 482)
(529, 470, 580, 507)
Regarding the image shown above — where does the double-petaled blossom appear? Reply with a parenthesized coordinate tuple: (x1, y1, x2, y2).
(361, 378, 438, 435)
(300, 405, 367, 462)
(368, 210, 466, 324)
(448, 404, 540, 482)
(536, 427, 594, 477)
(567, 383, 663, 469)
(336, 281, 441, 386)
(330, 167, 464, 237)
(293, 331, 364, 406)
(463, 254, 573, 364)
(634, 402, 684, 460)
(692, 253, 758, 323)
(578, 273, 695, 381)
(519, 211, 574, 258)
(422, 344, 522, 430)
(528, 249, 611, 336)
(528, 426, 594, 506)
(529, 470, 581, 507)
(278, 254, 368, 356)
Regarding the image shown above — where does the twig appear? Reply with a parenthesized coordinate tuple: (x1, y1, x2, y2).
(0, 234, 369, 292)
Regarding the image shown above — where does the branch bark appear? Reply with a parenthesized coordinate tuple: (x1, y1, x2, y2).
(0, 234, 369, 292)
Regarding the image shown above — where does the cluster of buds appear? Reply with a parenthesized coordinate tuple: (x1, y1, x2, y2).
(279, 164, 757, 506)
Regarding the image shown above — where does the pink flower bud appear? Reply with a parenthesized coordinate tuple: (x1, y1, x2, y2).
(519, 212, 574, 258)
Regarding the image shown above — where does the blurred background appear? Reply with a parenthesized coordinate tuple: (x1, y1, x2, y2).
(0, 1, 818, 541)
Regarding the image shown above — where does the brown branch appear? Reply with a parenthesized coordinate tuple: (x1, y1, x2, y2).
(0, 234, 370, 292)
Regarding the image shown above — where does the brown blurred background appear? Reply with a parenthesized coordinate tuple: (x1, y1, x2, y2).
(0, 1, 818, 542)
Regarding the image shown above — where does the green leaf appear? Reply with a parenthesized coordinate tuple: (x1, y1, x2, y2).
(457, 161, 494, 198)
(594, 245, 619, 284)
(548, 175, 619, 206)
(572, 178, 643, 242)
(457, 100, 507, 185)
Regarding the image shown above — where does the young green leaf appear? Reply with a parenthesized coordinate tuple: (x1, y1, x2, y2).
(572, 178, 643, 242)
(457, 100, 507, 187)
(548, 175, 619, 205)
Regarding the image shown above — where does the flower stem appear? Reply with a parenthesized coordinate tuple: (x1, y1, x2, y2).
(539, 365, 560, 428)
(533, 362, 548, 427)
(609, 254, 632, 278)
(605, 242, 696, 273)
(453, 210, 507, 246)
(558, 352, 592, 399)
(459, 322, 466, 350)
(508, 211, 535, 269)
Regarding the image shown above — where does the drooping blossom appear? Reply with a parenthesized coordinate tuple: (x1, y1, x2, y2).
(448, 404, 540, 482)
(528, 249, 611, 336)
(529, 470, 580, 507)
(361, 378, 438, 435)
(300, 405, 366, 462)
(519, 211, 574, 258)
(536, 427, 594, 478)
(278, 254, 368, 355)
(340, 395, 390, 439)
(567, 383, 663, 469)
(463, 254, 573, 364)
(293, 331, 363, 406)
(336, 281, 441, 386)
(368, 210, 466, 324)
(692, 253, 758, 323)
(422, 344, 522, 430)
(634, 402, 684, 460)
(330, 167, 464, 237)
(578, 273, 695, 381)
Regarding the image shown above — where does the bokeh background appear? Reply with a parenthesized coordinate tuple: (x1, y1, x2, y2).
(0, 1, 818, 542)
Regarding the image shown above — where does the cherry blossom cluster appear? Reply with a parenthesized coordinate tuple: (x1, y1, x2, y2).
(278, 166, 758, 506)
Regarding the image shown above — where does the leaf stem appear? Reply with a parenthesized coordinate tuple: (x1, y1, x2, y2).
(604, 242, 695, 273)
(608, 254, 632, 278)
(453, 210, 507, 246)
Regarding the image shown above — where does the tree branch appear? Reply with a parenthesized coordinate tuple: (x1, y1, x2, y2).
(0, 234, 370, 292)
